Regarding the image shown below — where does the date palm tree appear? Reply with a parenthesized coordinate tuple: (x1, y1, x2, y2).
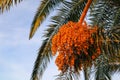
(0, 0, 120, 80)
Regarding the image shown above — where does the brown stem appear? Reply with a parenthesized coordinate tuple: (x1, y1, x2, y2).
(79, 0, 92, 24)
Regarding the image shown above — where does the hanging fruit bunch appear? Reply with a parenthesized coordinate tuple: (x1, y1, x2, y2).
(51, 0, 101, 72)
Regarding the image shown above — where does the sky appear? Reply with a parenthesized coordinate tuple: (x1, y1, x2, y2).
(0, 0, 59, 80)
(0, 0, 120, 80)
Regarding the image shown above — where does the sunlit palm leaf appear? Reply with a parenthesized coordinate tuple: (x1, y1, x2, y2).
(29, 0, 63, 39)
(0, 0, 23, 13)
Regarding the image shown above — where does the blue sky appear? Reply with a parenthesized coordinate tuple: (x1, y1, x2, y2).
(0, 0, 120, 80)
(0, 0, 59, 80)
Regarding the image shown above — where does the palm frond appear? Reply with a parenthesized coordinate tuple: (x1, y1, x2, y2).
(89, 0, 120, 60)
(29, 0, 63, 39)
(89, 1, 120, 78)
(94, 55, 120, 80)
(98, 19, 120, 60)
(100, 26, 120, 61)
(31, 19, 63, 80)
(52, 0, 87, 23)
(113, 8, 120, 26)
(31, 1, 88, 80)
(31, 0, 120, 80)
(0, 0, 23, 13)
(55, 70, 80, 80)
(108, 62, 120, 74)
(94, 55, 112, 80)
(110, 0, 120, 7)
(90, 0, 119, 27)
(47, 0, 87, 41)
(30, 38, 52, 80)
(83, 67, 90, 80)
(48, 0, 91, 79)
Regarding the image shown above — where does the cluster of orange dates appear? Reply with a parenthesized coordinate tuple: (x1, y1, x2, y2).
(51, 21, 101, 72)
